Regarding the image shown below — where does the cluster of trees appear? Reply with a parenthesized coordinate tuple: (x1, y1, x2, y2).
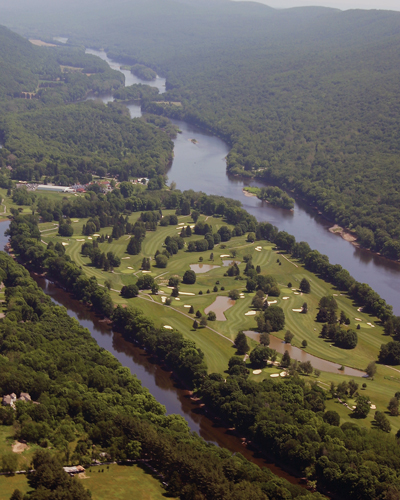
(82, 241, 121, 270)
(131, 64, 157, 81)
(317, 296, 358, 349)
(244, 186, 294, 210)
(113, 83, 159, 101)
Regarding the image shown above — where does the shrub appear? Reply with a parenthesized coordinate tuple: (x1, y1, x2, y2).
(183, 270, 196, 284)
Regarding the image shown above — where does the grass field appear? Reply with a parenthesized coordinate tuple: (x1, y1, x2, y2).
(0, 464, 173, 500)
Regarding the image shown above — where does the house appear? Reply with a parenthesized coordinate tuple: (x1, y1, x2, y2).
(63, 465, 85, 476)
(2, 392, 32, 408)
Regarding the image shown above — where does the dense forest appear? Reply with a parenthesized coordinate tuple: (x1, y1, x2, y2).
(5, 0, 400, 257)
(1, 102, 173, 183)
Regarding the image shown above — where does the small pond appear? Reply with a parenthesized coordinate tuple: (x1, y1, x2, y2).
(205, 296, 236, 321)
(190, 264, 220, 274)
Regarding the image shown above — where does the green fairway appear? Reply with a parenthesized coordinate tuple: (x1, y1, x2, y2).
(78, 464, 173, 500)
(42, 211, 390, 375)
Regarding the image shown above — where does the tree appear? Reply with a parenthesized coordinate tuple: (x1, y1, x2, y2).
(260, 332, 270, 346)
(249, 346, 271, 368)
(58, 223, 73, 237)
(302, 302, 308, 314)
(323, 410, 340, 426)
(354, 395, 371, 418)
(388, 397, 399, 416)
(374, 411, 391, 432)
(366, 361, 377, 379)
(1, 452, 18, 473)
(281, 350, 291, 368)
(200, 316, 208, 327)
(284, 330, 294, 344)
(302, 339, 308, 348)
(120, 284, 139, 298)
(234, 331, 250, 354)
(247, 232, 255, 243)
(264, 305, 285, 331)
(299, 277, 311, 293)
(155, 254, 168, 268)
(10, 490, 24, 500)
(229, 290, 240, 300)
(298, 361, 313, 375)
(183, 270, 196, 284)
(348, 379, 359, 397)
(193, 320, 199, 329)
(189, 305, 194, 314)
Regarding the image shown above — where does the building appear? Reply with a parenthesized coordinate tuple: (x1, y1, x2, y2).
(2, 392, 32, 408)
(37, 185, 75, 193)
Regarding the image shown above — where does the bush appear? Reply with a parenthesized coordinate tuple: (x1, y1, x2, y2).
(229, 290, 240, 300)
(207, 311, 216, 321)
(263, 305, 285, 331)
(58, 223, 73, 237)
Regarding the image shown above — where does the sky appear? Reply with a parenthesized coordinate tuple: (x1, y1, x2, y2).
(233, 0, 400, 11)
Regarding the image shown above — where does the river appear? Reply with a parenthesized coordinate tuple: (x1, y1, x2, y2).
(85, 48, 400, 316)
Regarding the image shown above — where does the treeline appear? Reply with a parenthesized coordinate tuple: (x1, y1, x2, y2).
(0, 252, 322, 500)
(113, 83, 159, 101)
(200, 370, 400, 500)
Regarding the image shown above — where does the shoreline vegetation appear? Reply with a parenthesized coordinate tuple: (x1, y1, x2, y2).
(243, 186, 295, 210)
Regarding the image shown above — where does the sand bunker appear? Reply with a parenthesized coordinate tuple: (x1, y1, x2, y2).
(73, 220, 79, 223)
(175, 298, 180, 301)
(121, 257, 130, 260)
(184, 305, 191, 308)
(88, 237, 92, 240)
(370, 404, 376, 410)
(270, 373, 279, 378)
(282, 297, 290, 300)
(93, 233, 100, 237)
(220, 254, 230, 258)
(280, 372, 287, 377)
(179, 292, 195, 296)
(142, 271, 151, 273)
(245, 311, 257, 316)
(255, 248, 261, 252)
(367, 322, 375, 327)
(292, 308, 303, 312)
(355, 318, 362, 321)
(127, 267, 133, 270)
(291, 288, 297, 291)
(163, 325, 173, 330)
(76, 239, 85, 242)
(253, 370, 262, 375)
(62, 242, 69, 246)
(294, 292, 300, 295)
(161, 296, 166, 303)
(267, 300, 277, 305)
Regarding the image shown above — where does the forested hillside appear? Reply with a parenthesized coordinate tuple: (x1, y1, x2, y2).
(1, 102, 173, 183)
(2, 0, 400, 258)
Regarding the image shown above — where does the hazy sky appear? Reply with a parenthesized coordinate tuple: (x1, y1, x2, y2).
(234, 0, 400, 11)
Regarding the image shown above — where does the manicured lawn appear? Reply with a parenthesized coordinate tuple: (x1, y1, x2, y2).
(78, 464, 172, 500)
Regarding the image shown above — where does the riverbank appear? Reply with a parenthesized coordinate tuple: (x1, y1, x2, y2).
(328, 224, 358, 244)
